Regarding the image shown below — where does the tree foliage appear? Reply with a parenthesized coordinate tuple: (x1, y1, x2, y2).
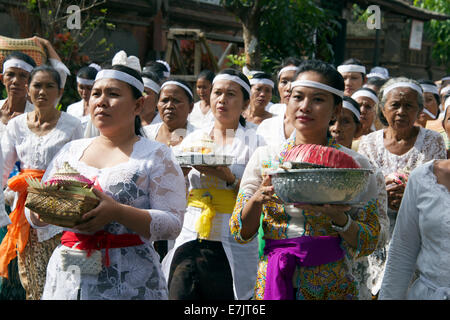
(413, 0, 450, 72)
(221, 0, 340, 73)
(26, 0, 115, 109)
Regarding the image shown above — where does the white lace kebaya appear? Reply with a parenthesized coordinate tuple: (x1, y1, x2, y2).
(40, 137, 186, 300)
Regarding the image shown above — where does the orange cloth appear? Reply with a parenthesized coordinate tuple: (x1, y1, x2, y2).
(0, 169, 45, 279)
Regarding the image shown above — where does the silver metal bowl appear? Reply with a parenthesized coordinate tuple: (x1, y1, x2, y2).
(268, 168, 372, 205)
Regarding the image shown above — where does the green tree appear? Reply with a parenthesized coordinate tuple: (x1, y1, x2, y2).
(26, 0, 115, 109)
(221, 0, 340, 73)
(413, 0, 450, 72)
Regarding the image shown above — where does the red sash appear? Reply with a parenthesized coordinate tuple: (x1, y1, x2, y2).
(61, 230, 144, 267)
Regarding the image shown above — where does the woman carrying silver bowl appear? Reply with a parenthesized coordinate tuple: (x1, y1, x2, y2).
(230, 59, 381, 300)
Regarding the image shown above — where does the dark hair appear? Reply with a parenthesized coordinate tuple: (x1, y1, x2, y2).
(281, 57, 302, 68)
(366, 76, 387, 89)
(77, 65, 99, 80)
(29, 64, 62, 90)
(216, 68, 251, 127)
(418, 79, 441, 106)
(160, 79, 194, 104)
(141, 70, 161, 87)
(107, 64, 144, 136)
(4, 51, 37, 71)
(295, 59, 345, 105)
(251, 72, 273, 81)
(143, 61, 169, 80)
(342, 96, 361, 124)
(197, 69, 215, 83)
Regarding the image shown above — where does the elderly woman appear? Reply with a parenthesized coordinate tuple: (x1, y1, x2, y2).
(230, 59, 381, 300)
(29, 57, 186, 300)
(142, 79, 197, 152)
(244, 72, 275, 126)
(162, 68, 264, 300)
(358, 77, 446, 298)
(0, 63, 83, 300)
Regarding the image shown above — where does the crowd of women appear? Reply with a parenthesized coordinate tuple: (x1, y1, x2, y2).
(0, 35, 449, 300)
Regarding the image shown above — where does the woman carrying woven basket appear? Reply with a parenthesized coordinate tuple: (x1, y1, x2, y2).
(28, 51, 186, 300)
(0, 58, 83, 300)
(229, 59, 382, 300)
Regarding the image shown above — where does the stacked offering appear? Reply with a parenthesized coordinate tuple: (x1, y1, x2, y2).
(25, 162, 99, 228)
(269, 144, 372, 205)
(176, 134, 234, 167)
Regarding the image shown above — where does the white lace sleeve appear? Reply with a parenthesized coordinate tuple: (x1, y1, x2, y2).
(378, 168, 421, 300)
(147, 145, 186, 242)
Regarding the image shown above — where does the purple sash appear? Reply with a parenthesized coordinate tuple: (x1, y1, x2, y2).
(263, 236, 345, 300)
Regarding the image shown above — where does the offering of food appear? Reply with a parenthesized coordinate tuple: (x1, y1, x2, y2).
(25, 162, 99, 228)
(283, 143, 361, 169)
(177, 134, 234, 166)
(182, 135, 215, 154)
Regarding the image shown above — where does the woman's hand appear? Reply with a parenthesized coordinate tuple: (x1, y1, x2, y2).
(386, 182, 405, 211)
(295, 204, 351, 225)
(251, 175, 283, 205)
(74, 188, 123, 233)
(193, 165, 235, 184)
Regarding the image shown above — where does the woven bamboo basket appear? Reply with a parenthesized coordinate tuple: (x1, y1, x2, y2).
(25, 187, 99, 228)
(0, 36, 47, 72)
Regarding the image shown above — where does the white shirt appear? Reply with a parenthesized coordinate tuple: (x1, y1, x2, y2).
(38, 137, 187, 300)
(187, 101, 215, 129)
(66, 100, 91, 133)
(256, 115, 293, 146)
(1, 111, 84, 186)
(267, 103, 286, 117)
(161, 123, 265, 300)
(379, 160, 450, 300)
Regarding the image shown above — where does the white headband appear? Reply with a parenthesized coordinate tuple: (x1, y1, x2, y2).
(213, 74, 251, 96)
(420, 84, 439, 95)
(343, 100, 360, 120)
(161, 81, 193, 98)
(441, 76, 450, 81)
(366, 72, 388, 80)
(143, 77, 161, 94)
(3, 58, 34, 74)
(77, 77, 95, 86)
(249, 78, 274, 88)
(383, 82, 423, 98)
(290, 80, 344, 98)
(440, 86, 450, 95)
(95, 69, 144, 93)
(445, 96, 450, 111)
(277, 66, 299, 78)
(337, 64, 366, 74)
(352, 89, 379, 104)
(421, 107, 437, 120)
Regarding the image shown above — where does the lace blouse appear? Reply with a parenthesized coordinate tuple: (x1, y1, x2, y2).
(187, 101, 215, 129)
(1, 111, 84, 186)
(379, 160, 450, 300)
(40, 137, 187, 300)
